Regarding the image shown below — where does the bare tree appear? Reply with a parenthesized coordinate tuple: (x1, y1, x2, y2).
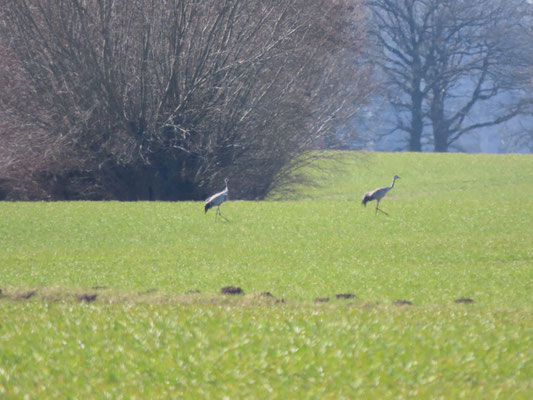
(0, 40, 50, 199)
(501, 2, 533, 153)
(0, 0, 372, 200)
(368, 0, 532, 152)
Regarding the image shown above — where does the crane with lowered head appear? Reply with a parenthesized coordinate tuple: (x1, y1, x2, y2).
(204, 178, 229, 220)
(362, 175, 400, 215)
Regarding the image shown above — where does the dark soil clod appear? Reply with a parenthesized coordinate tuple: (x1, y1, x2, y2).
(276, 298, 285, 304)
(77, 293, 97, 303)
(314, 297, 330, 303)
(393, 300, 413, 306)
(19, 290, 37, 300)
(221, 286, 244, 295)
(336, 293, 357, 299)
(260, 292, 274, 298)
(454, 297, 474, 304)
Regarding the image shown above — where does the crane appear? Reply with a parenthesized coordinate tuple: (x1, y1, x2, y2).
(362, 175, 400, 215)
(204, 178, 229, 220)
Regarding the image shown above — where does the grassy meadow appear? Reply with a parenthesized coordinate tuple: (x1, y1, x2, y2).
(1, 151, 532, 398)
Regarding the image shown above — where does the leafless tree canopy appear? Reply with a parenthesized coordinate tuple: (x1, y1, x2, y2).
(0, 0, 372, 200)
(368, 0, 533, 152)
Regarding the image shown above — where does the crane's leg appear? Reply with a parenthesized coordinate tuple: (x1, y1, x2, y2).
(375, 200, 389, 216)
(216, 206, 229, 222)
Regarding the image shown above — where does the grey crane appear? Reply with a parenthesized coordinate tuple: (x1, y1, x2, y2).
(362, 175, 400, 215)
(204, 178, 229, 220)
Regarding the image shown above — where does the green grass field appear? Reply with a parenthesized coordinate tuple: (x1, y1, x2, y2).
(1, 151, 532, 398)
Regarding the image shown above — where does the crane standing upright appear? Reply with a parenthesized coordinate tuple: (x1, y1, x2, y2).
(362, 175, 400, 215)
(204, 178, 229, 220)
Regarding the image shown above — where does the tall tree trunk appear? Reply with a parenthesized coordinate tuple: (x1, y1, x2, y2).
(430, 89, 449, 152)
(434, 131, 449, 152)
(409, 89, 424, 151)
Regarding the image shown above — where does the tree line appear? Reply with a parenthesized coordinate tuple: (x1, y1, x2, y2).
(0, 0, 531, 201)
(369, 0, 533, 152)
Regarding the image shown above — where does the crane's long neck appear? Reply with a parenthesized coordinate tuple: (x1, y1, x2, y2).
(390, 176, 397, 189)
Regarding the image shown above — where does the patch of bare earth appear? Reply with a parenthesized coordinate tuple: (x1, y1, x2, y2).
(454, 297, 474, 304)
(393, 300, 413, 306)
(336, 293, 357, 299)
(1, 287, 469, 308)
(221, 286, 244, 295)
(17, 290, 37, 300)
(77, 293, 98, 303)
(252, 291, 285, 304)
